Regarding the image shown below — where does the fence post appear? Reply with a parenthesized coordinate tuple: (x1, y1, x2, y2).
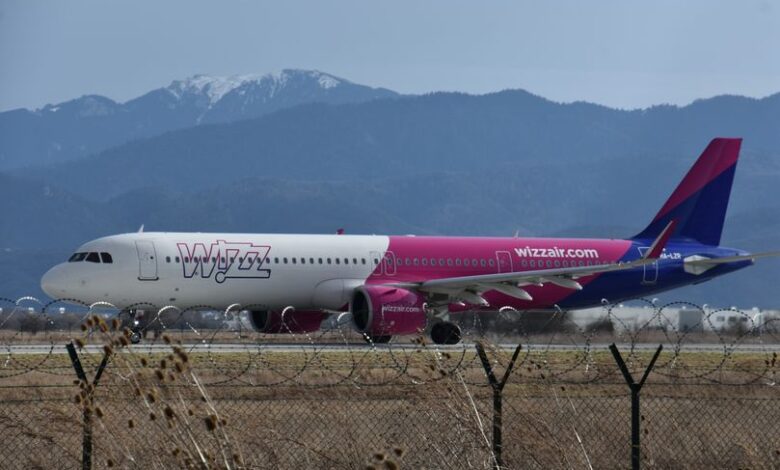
(475, 342, 522, 470)
(609, 343, 662, 470)
(66, 342, 110, 470)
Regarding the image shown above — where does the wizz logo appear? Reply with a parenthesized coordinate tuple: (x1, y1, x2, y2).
(177, 240, 271, 283)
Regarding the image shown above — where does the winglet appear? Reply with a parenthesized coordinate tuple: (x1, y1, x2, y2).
(643, 219, 677, 260)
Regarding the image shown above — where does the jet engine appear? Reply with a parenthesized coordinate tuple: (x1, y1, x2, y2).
(248, 309, 325, 334)
(349, 286, 427, 343)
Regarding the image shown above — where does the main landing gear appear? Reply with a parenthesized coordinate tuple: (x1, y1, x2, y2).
(430, 321, 462, 345)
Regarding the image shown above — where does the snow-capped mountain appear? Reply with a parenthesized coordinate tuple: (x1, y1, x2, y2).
(0, 70, 398, 169)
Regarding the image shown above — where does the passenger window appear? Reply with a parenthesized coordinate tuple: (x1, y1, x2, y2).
(430, 259, 436, 266)
(488, 259, 495, 267)
(211, 257, 216, 263)
(336, 258, 340, 264)
(100, 252, 113, 264)
(530, 260, 536, 268)
(373, 258, 379, 265)
(554, 260, 561, 267)
(464, 259, 470, 267)
(546, 260, 552, 268)
(175, 256, 180, 263)
(455, 258, 462, 266)
(447, 259, 453, 266)
(275, 257, 279, 264)
(319, 258, 323, 264)
(310, 258, 314, 264)
(480, 259, 486, 267)
(301, 258, 305, 264)
(283, 257, 288, 264)
(472, 259, 478, 267)
(292, 258, 297, 264)
(362, 258, 366, 265)
(239, 257, 244, 263)
(86, 252, 100, 263)
(413, 258, 419, 266)
(521, 260, 528, 267)
(439, 258, 445, 266)
(353, 258, 357, 265)
(165, 256, 171, 263)
(344, 258, 349, 264)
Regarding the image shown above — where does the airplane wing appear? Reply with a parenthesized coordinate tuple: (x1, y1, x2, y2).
(387, 221, 677, 305)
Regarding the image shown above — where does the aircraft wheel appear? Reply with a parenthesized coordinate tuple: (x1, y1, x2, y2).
(431, 322, 462, 345)
(129, 329, 142, 344)
(363, 334, 392, 344)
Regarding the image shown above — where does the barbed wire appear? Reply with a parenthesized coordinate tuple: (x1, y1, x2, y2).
(0, 295, 779, 388)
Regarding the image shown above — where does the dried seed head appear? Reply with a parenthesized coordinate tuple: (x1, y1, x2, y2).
(220, 418, 227, 426)
(168, 372, 176, 382)
(164, 406, 175, 420)
(172, 448, 181, 457)
(178, 351, 189, 364)
(95, 406, 104, 418)
(80, 324, 88, 332)
(111, 318, 120, 330)
(204, 414, 218, 432)
(147, 392, 157, 403)
(187, 408, 194, 416)
(163, 334, 171, 344)
(133, 386, 141, 397)
(74, 338, 85, 349)
(160, 359, 167, 369)
(106, 459, 115, 467)
(149, 412, 157, 421)
(393, 447, 404, 457)
(155, 370, 164, 381)
(127, 419, 135, 429)
(98, 322, 108, 333)
(85, 318, 94, 328)
(140, 358, 148, 367)
(384, 460, 399, 470)
(373, 453, 386, 461)
(103, 344, 113, 356)
(174, 362, 184, 373)
(118, 335, 129, 347)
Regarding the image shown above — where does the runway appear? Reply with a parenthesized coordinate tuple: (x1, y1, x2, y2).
(3, 341, 778, 355)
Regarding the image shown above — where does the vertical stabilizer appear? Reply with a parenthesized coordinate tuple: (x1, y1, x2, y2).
(633, 138, 742, 246)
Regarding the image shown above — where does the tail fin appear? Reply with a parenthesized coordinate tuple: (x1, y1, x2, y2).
(633, 138, 742, 246)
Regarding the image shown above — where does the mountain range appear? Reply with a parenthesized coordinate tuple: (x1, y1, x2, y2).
(0, 69, 397, 169)
(1, 70, 778, 308)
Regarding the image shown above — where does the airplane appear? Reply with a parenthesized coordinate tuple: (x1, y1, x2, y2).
(41, 138, 779, 344)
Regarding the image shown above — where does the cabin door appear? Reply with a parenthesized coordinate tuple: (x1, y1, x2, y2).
(135, 241, 159, 281)
(637, 247, 658, 285)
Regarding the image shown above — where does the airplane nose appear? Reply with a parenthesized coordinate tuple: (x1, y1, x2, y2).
(41, 264, 68, 299)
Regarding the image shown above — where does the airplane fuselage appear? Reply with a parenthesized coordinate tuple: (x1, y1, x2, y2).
(41, 232, 750, 312)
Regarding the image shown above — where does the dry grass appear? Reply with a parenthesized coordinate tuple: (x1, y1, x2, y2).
(1, 325, 780, 469)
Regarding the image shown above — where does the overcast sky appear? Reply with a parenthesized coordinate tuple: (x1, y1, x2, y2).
(1, 0, 778, 111)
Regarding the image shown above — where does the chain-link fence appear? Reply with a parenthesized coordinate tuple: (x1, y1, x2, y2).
(1, 296, 780, 469)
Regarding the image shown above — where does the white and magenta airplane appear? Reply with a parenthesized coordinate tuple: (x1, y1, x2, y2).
(41, 138, 778, 344)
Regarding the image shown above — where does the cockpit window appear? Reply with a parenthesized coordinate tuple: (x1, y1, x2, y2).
(86, 252, 101, 263)
(100, 252, 113, 264)
(68, 252, 87, 262)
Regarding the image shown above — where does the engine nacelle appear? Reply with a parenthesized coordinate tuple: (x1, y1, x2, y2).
(350, 286, 427, 336)
(248, 309, 325, 334)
